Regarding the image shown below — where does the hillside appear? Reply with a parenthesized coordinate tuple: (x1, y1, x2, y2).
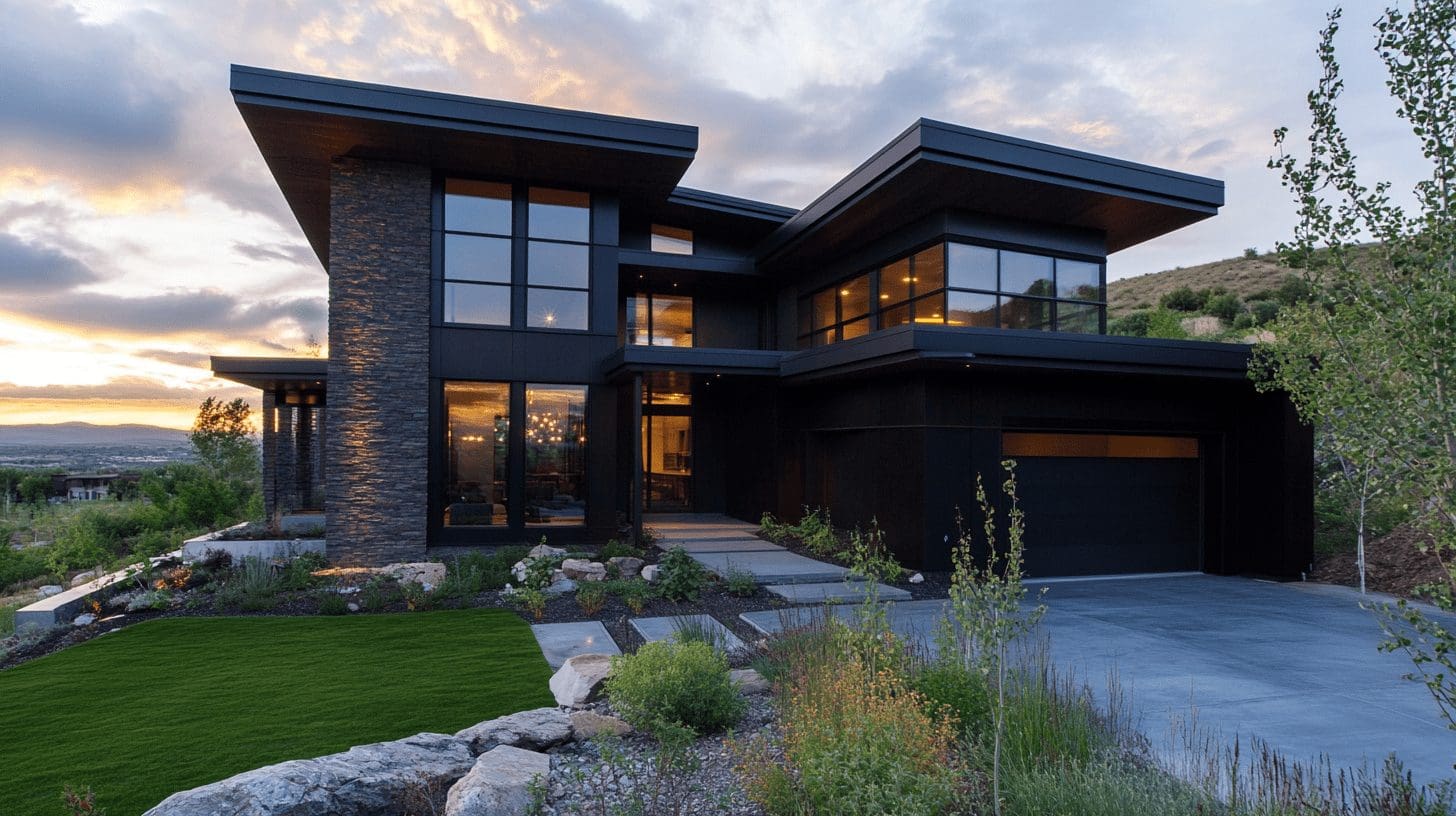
(1107, 252, 1291, 318)
(0, 422, 188, 447)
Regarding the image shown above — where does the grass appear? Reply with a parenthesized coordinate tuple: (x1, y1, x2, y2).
(0, 609, 553, 815)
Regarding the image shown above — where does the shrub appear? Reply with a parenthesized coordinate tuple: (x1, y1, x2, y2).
(522, 554, 558, 591)
(607, 639, 745, 736)
(1243, 246, 1260, 259)
(576, 581, 607, 615)
(281, 552, 327, 591)
(1145, 308, 1188, 339)
(744, 653, 961, 816)
(913, 658, 993, 739)
(400, 581, 433, 611)
(436, 553, 489, 599)
(515, 586, 546, 620)
(608, 579, 653, 614)
(1000, 759, 1211, 816)
(126, 589, 171, 612)
(724, 566, 757, 597)
(599, 538, 643, 560)
(235, 556, 281, 598)
(1204, 292, 1243, 322)
(656, 547, 706, 602)
(792, 508, 839, 557)
(671, 615, 735, 655)
(1248, 299, 1282, 325)
(1107, 310, 1153, 337)
(0, 546, 52, 594)
(845, 522, 902, 584)
(359, 576, 400, 612)
(1160, 285, 1206, 312)
(758, 512, 791, 543)
(317, 591, 350, 616)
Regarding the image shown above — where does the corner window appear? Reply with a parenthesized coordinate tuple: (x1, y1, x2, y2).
(525, 384, 587, 526)
(627, 293, 693, 346)
(797, 240, 1105, 347)
(650, 224, 694, 255)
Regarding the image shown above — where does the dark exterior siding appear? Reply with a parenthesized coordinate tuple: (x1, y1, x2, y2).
(326, 158, 433, 563)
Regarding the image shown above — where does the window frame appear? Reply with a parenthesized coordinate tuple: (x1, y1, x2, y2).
(627, 291, 695, 347)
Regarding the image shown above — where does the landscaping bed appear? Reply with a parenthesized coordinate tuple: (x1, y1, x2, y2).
(1310, 523, 1448, 601)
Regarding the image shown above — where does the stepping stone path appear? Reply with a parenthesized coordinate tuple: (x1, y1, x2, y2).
(628, 614, 747, 654)
(739, 599, 951, 650)
(529, 621, 620, 669)
(766, 581, 911, 603)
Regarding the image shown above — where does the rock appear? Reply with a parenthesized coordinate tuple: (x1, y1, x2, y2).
(527, 543, 567, 560)
(455, 708, 573, 755)
(37, 585, 63, 599)
(70, 570, 97, 587)
(570, 711, 632, 740)
(500, 583, 516, 596)
(641, 564, 661, 583)
(445, 745, 550, 816)
(560, 559, 606, 582)
(378, 561, 447, 586)
(73, 613, 96, 627)
(551, 569, 568, 583)
(909, 572, 924, 584)
(544, 578, 577, 596)
(607, 556, 644, 577)
(107, 592, 136, 610)
(511, 560, 530, 583)
(730, 668, 771, 695)
(549, 653, 614, 707)
(142, 732, 473, 816)
(346, 603, 360, 613)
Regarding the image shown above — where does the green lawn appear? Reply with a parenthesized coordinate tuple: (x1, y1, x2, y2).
(0, 609, 553, 815)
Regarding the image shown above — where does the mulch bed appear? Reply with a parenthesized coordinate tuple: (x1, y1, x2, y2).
(1309, 524, 1450, 601)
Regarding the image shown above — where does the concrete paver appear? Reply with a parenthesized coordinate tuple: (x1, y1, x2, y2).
(629, 614, 747, 653)
(530, 621, 620, 669)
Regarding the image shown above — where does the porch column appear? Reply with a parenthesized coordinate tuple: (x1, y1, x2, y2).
(261, 391, 278, 522)
(314, 404, 327, 513)
(631, 373, 644, 545)
(295, 405, 314, 511)
(276, 402, 296, 518)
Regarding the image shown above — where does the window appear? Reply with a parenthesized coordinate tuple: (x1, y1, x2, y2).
(443, 382, 510, 527)
(797, 240, 1105, 346)
(527, 187, 590, 330)
(441, 180, 593, 330)
(525, 384, 587, 526)
(650, 224, 694, 255)
(627, 293, 693, 346)
(1002, 432, 1198, 459)
(443, 181, 512, 326)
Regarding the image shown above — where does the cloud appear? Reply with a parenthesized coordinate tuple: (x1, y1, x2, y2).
(0, 288, 325, 339)
(0, 376, 214, 402)
(136, 349, 213, 369)
(0, 233, 100, 293)
(231, 241, 316, 266)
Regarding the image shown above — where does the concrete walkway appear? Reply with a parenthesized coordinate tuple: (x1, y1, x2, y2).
(741, 574, 1456, 787)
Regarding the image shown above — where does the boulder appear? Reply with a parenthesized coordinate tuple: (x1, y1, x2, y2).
(378, 562, 447, 587)
(527, 543, 566, 560)
(640, 564, 661, 583)
(549, 653, 613, 707)
(607, 556, 644, 577)
(543, 578, 577, 596)
(37, 585, 63, 599)
(570, 711, 632, 740)
(346, 603, 360, 613)
(909, 572, 924, 584)
(70, 570, 97, 587)
(73, 613, 96, 627)
(511, 560, 530, 584)
(730, 668, 771, 695)
(445, 745, 550, 816)
(560, 559, 606, 582)
(455, 707, 573, 755)
(142, 732, 474, 816)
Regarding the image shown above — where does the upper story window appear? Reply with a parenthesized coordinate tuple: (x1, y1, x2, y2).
(798, 241, 1105, 347)
(650, 224, 694, 255)
(626, 293, 694, 346)
(442, 180, 592, 331)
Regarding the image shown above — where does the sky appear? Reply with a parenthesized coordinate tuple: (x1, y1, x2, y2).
(0, 0, 1425, 430)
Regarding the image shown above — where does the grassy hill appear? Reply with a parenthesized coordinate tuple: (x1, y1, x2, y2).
(1108, 251, 1291, 319)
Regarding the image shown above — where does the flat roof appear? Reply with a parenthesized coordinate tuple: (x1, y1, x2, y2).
(211, 356, 328, 392)
(667, 187, 797, 223)
(757, 119, 1224, 267)
(232, 65, 698, 268)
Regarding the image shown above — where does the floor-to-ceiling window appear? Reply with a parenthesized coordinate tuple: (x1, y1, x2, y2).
(442, 382, 510, 526)
(525, 384, 588, 526)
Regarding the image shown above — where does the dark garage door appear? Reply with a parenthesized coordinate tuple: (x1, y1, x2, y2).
(1005, 432, 1202, 577)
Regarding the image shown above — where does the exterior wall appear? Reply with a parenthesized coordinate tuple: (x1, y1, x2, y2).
(327, 158, 432, 564)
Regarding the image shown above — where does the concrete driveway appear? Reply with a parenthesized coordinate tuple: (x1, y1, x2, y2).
(1033, 574, 1455, 785)
(740, 573, 1456, 784)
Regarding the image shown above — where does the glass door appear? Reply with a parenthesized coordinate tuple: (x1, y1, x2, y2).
(643, 414, 692, 512)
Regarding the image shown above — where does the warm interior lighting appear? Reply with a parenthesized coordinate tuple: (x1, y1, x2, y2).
(1002, 432, 1199, 459)
(542, 311, 557, 326)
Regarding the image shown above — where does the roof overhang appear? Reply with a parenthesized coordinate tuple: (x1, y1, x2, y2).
(602, 346, 788, 382)
(231, 65, 699, 269)
(757, 119, 1224, 270)
(779, 325, 1251, 383)
(211, 356, 328, 393)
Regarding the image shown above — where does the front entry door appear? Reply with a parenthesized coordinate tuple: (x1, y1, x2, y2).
(643, 413, 692, 512)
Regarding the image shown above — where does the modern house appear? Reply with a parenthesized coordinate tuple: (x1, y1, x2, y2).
(213, 65, 1312, 578)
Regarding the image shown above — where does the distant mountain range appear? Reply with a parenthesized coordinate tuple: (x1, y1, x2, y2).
(0, 422, 190, 447)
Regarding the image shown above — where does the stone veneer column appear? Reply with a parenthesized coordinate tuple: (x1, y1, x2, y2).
(326, 158, 431, 564)
(276, 402, 296, 517)
(261, 391, 278, 522)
